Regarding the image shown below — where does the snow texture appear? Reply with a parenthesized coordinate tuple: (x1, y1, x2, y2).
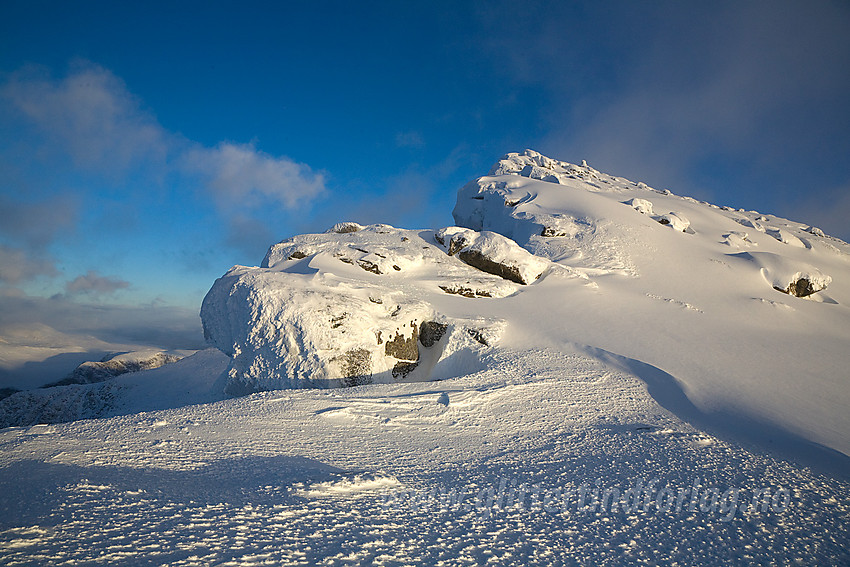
(2, 149, 849, 566)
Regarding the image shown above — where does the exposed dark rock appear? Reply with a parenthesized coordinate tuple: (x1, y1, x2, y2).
(774, 278, 821, 298)
(467, 328, 489, 346)
(447, 234, 471, 256)
(384, 323, 419, 362)
(419, 321, 448, 347)
(439, 285, 492, 298)
(357, 259, 382, 274)
(541, 227, 569, 237)
(457, 249, 528, 285)
(339, 349, 373, 387)
(392, 361, 418, 379)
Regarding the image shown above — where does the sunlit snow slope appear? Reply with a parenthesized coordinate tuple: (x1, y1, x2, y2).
(451, 150, 850, 459)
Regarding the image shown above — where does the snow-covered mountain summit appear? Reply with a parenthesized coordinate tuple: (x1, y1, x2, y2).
(200, 149, 850, 460)
(3, 150, 849, 565)
(3, 149, 848, 460)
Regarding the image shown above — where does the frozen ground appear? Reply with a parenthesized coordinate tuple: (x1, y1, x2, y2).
(1, 150, 848, 565)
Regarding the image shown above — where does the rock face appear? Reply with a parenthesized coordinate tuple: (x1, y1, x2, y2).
(45, 351, 182, 387)
(201, 225, 511, 394)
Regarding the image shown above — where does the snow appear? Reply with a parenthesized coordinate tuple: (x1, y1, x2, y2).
(1, 149, 849, 565)
(0, 324, 191, 392)
(204, 225, 514, 393)
(452, 150, 850, 457)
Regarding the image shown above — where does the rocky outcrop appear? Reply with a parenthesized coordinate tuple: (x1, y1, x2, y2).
(774, 275, 831, 298)
(731, 252, 832, 299)
(202, 225, 507, 394)
(44, 351, 182, 387)
(419, 321, 448, 347)
(434, 227, 548, 285)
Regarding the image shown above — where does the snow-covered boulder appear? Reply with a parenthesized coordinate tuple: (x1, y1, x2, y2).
(624, 198, 654, 216)
(766, 227, 806, 248)
(202, 225, 509, 394)
(434, 227, 549, 285)
(201, 266, 433, 393)
(656, 212, 691, 232)
(325, 221, 364, 234)
(487, 149, 600, 182)
(732, 252, 832, 298)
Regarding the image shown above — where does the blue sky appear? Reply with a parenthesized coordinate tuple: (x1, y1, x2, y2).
(1, 0, 849, 347)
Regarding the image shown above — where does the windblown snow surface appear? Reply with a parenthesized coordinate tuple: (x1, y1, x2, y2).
(1, 150, 849, 565)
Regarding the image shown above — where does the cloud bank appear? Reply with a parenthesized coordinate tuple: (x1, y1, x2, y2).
(184, 142, 325, 211)
(0, 62, 327, 278)
(0, 61, 326, 299)
(0, 245, 58, 285)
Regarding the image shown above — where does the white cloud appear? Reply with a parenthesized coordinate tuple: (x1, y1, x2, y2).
(183, 142, 325, 210)
(1, 63, 168, 174)
(1, 62, 326, 216)
(65, 270, 131, 295)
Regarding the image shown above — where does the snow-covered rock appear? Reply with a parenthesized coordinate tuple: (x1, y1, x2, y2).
(732, 252, 833, 298)
(198, 149, 849, 463)
(452, 149, 850, 459)
(433, 227, 549, 284)
(203, 225, 509, 394)
(325, 221, 364, 234)
(44, 350, 182, 387)
(624, 197, 654, 215)
(655, 211, 691, 232)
